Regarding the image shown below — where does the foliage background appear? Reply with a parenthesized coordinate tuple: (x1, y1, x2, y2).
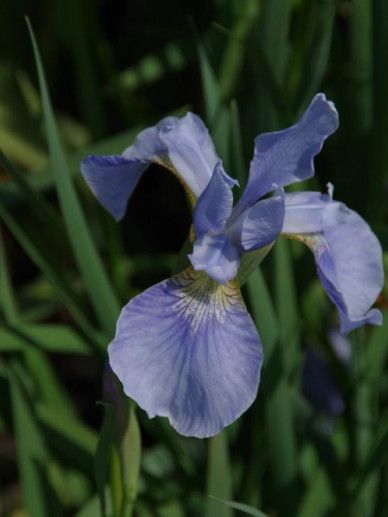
(0, 0, 387, 515)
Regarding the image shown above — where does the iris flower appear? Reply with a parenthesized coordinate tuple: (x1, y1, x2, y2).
(81, 94, 383, 438)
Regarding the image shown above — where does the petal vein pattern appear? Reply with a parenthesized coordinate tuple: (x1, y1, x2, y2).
(108, 268, 263, 438)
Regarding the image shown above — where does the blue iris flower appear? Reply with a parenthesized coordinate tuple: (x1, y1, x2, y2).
(81, 94, 383, 438)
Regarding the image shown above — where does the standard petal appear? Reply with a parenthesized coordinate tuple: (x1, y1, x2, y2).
(188, 233, 240, 284)
(123, 116, 179, 162)
(81, 155, 147, 220)
(282, 192, 384, 333)
(159, 112, 231, 198)
(81, 115, 177, 219)
(193, 161, 237, 238)
(109, 268, 263, 438)
(227, 187, 284, 251)
(82, 113, 225, 217)
(236, 93, 338, 211)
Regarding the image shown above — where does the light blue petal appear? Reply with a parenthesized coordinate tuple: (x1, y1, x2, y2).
(230, 187, 284, 251)
(108, 268, 263, 438)
(81, 115, 179, 219)
(193, 161, 237, 238)
(123, 116, 179, 161)
(236, 94, 338, 211)
(81, 155, 147, 220)
(281, 190, 348, 233)
(81, 113, 225, 217)
(159, 112, 225, 198)
(188, 234, 240, 284)
(282, 191, 384, 333)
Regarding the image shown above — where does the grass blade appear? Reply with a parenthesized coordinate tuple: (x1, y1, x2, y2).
(0, 202, 105, 349)
(95, 402, 115, 517)
(209, 496, 267, 517)
(8, 363, 49, 516)
(120, 404, 141, 517)
(26, 18, 120, 336)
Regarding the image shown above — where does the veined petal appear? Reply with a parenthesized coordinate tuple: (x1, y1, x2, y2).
(81, 113, 223, 218)
(234, 187, 284, 251)
(236, 93, 338, 211)
(188, 234, 240, 284)
(123, 116, 179, 162)
(81, 116, 177, 220)
(281, 190, 348, 233)
(159, 112, 226, 198)
(81, 155, 147, 220)
(282, 192, 384, 333)
(193, 161, 237, 238)
(108, 268, 263, 438)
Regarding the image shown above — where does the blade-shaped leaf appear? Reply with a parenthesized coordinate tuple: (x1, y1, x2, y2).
(26, 18, 120, 335)
(209, 496, 267, 517)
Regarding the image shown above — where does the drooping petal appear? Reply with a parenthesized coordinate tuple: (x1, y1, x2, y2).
(188, 234, 240, 284)
(81, 155, 147, 220)
(302, 348, 344, 417)
(227, 187, 284, 251)
(236, 94, 339, 211)
(108, 268, 263, 438)
(159, 112, 225, 197)
(282, 191, 384, 333)
(193, 161, 237, 238)
(81, 113, 223, 219)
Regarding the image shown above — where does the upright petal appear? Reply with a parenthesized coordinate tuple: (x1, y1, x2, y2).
(109, 268, 263, 438)
(193, 161, 237, 238)
(226, 187, 285, 251)
(81, 113, 224, 218)
(159, 112, 225, 198)
(282, 191, 384, 333)
(188, 233, 240, 284)
(236, 94, 338, 211)
(81, 116, 177, 219)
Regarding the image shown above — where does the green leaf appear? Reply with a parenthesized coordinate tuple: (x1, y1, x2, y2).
(95, 402, 115, 517)
(238, 246, 272, 287)
(76, 494, 102, 517)
(245, 267, 278, 355)
(274, 238, 300, 374)
(293, 0, 335, 111)
(37, 403, 97, 474)
(0, 324, 90, 354)
(365, 309, 388, 384)
(8, 363, 49, 517)
(0, 202, 105, 349)
(24, 348, 76, 418)
(206, 433, 233, 517)
(209, 496, 267, 517)
(217, 0, 260, 102)
(198, 43, 230, 164)
(0, 224, 18, 324)
(120, 404, 142, 517)
(229, 100, 246, 189)
(26, 18, 120, 336)
(0, 151, 69, 257)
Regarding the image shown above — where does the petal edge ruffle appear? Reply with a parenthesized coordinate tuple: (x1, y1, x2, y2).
(108, 268, 263, 438)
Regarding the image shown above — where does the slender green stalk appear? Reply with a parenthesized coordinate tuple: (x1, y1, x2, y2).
(206, 432, 232, 517)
